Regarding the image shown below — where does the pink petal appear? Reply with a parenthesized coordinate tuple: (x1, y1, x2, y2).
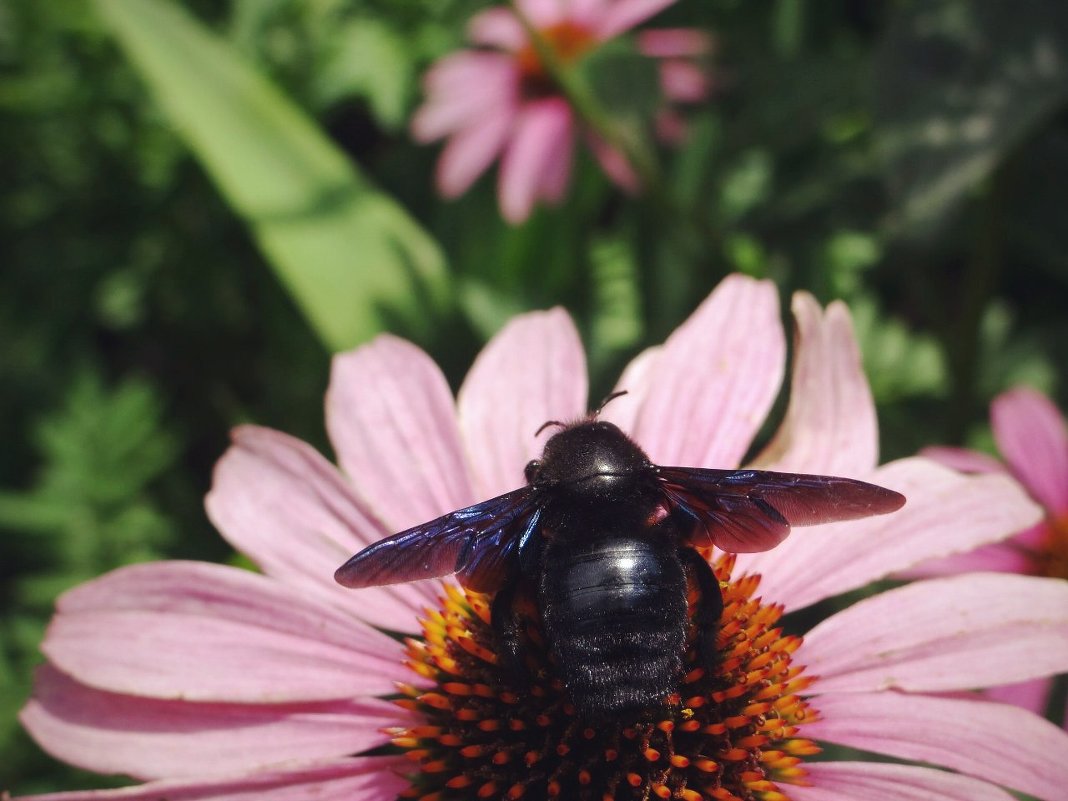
(586, 132, 640, 192)
(421, 51, 512, 98)
(596, 0, 677, 40)
(623, 275, 785, 469)
(14, 757, 408, 801)
(992, 386, 1068, 514)
(205, 426, 438, 632)
(536, 118, 575, 204)
(467, 8, 526, 50)
(984, 676, 1053, 715)
(436, 106, 516, 197)
(497, 98, 574, 223)
(801, 573, 1068, 694)
(569, 0, 611, 27)
(515, 0, 572, 28)
(637, 28, 714, 57)
(1014, 516, 1053, 548)
(411, 58, 515, 143)
(326, 335, 476, 532)
(458, 309, 587, 499)
(753, 295, 878, 478)
(601, 345, 661, 433)
(41, 562, 410, 703)
(738, 456, 1041, 611)
(896, 537, 1037, 579)
(921, 445, 1005, 474)
(20, 665, 406, 780)
(807, 691, 1068, 801)
(658, 60, 710, 102)
(790, 761, 1017, 801)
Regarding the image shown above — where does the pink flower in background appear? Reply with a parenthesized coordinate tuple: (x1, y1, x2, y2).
(916, 386, 1068, 721)
(411, 0, 712, 223)
(18, 276, 1068, 801)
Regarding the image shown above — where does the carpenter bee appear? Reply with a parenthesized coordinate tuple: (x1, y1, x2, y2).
(335, 408, 905, 720)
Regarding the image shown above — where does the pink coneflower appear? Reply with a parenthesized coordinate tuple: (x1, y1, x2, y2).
(411, 0, 712, 223)
(18, 276, 1068, 801)
(915, 386, 1068, 720)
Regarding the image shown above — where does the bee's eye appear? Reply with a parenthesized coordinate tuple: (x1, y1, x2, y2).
(524, 460, 541, 483)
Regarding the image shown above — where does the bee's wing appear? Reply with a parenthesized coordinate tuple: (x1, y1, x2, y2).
(334, 487, 538, 593)
(658, 466, 905, 553)
(457, 505, 542, 592)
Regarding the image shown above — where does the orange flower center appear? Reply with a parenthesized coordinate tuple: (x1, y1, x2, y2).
(392, 554, 818, 801)
(1038, 515, 1068, 580)
(515, 20, 597, 95)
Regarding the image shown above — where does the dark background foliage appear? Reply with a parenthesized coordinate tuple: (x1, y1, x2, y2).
(2, 0, 1065, 792)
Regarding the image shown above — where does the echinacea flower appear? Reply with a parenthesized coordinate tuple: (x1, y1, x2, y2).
(18, 275, 1068, 801)
(411, 0, 712, 222)
(914, 386, 1068, 721)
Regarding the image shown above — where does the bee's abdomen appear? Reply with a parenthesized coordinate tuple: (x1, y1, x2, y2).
(540, 533, 688, 719)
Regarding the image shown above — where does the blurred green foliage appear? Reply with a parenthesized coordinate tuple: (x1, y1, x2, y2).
(0, 372, 177, 791)
(95, 0, 452, 350)
(2, 0, 1066, 792)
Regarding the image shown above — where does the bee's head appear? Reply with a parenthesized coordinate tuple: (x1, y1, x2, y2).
(525, 420, 656, 509)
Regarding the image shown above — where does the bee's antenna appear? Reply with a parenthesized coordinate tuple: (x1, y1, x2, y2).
(594, 390, 629, 417)
(535, 420, 566, 437)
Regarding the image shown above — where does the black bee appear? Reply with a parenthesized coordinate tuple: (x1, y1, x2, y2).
(335, 411, 905, 720)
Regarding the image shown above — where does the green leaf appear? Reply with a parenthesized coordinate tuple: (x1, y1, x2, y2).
(875, 0, 1068, 237)
(976, 301, 1058, 398)
(588, 235, 643, 373)
(772, 0, 805, 59)
(314, 18, 414, 129)
(92, 0, 450, 350)
(724, 233, 768, 277)
(579, 41, 661, 125)
(823, 230, 881, 296)
(851, 296, 948, 403)
(719, 149, 773, 222)
(0, 370, 178, 570)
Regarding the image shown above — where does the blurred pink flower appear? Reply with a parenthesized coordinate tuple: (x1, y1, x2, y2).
(411, 0, 712, 223)
(18, 276, 1068, 801)
(915, 386, 1068, 721)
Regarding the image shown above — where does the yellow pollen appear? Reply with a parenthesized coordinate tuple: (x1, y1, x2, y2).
(394, 554, 819, 801)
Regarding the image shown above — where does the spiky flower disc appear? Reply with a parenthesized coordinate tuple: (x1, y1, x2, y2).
(393, 555, 818, 801)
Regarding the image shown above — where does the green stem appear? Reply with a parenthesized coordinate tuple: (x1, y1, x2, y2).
(505, 2, 725, 329)
(946, 163, 1008, 440)
(505, 0, 662, 194)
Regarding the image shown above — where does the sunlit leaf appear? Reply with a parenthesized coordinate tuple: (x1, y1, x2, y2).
(823, 230, 881, 296)
(719, 149, 773, 221)
(724, 233, 767, 277)
(315, 18, 414, 128)
(93, 0, 449, 350)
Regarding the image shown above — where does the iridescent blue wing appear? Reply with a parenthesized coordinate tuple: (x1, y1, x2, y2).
(334, 487, 539, 593)
(658, 466, 905, 553)
(457, 506, 542, 592)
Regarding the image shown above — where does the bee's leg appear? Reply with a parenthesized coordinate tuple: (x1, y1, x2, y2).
(679, 548, 724, 673)
(490, 579, 530, 686)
